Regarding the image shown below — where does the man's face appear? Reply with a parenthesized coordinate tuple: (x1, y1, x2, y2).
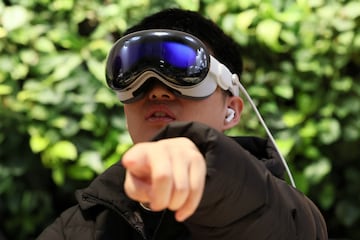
(124, 83, 237, 143)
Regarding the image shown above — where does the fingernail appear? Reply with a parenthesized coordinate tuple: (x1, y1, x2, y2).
(175, 212, 186, 222)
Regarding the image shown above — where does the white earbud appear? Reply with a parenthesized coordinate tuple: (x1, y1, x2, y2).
(225, 108, 235, 122)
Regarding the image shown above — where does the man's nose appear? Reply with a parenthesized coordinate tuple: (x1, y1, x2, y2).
(147, 82, 176, 101)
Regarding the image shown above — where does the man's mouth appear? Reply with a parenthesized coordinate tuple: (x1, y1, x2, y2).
(147, 111, 175, 121)
(153, 112, 168, 117)
(145, 107, 176, 122)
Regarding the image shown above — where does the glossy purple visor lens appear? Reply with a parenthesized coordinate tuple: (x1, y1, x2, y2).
(106, 30, 209, 90)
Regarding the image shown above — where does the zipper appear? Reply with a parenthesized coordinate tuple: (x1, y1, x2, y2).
(151, 210, 166, 240)
(81, 193, 148, 240)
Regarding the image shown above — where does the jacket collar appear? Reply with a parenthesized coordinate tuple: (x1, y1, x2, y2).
(231, 136, 285, 179)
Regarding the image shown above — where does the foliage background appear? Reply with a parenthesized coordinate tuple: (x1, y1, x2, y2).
(0, 0, 359, 239)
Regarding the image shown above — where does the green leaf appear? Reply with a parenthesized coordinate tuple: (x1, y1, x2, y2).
(280, 29, 298, 46)
(175, 0, 199, 10)
(52, 165, 65, 186)
(256, 19, 284, 52)
(0, 84, 12, 95)
(318, 118, 341, 144)
(304, 146, 321, 159)
(331, 76, 353, 92)
(2, 6, 31, 31)
(11, 63, 29, 80)
(95, 88, 118, 107)
(300, 120, 318, 138)
(297, 93, 319, 115)
(337, 31, 355, 47)
(86, 57, 105, 82)
(49, 140, 77, 160)
(36, 88, 63, 105)
(50, 117, 79, 137)
(205, 2, 228, 21)
(304, 158, 331, 184)
(248, 85, 270, 98)
(342, 2, 360, 19)
(33, 37, 56, 52)
(344, 122, 360, 141)
(283, 111, 305, 127)
(274, 84, 293, 99)
(28, 105, 50, 120)
(67, 165, 94, 180)
(276, 138, 295, 156)
(235, 9, 258, 31)
(50, 54, 82, 81)
(35, 55, 71, 75)
(79, 151, 104, 174)
(20, 49, 39, 66)
(30, 135, 50, 153)
(51, 0, 75, 10)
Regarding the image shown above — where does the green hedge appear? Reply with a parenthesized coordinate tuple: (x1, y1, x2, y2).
(0, 0, 359, 239)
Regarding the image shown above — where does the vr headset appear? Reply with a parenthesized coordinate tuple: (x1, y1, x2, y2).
(105, 29, 241, 103)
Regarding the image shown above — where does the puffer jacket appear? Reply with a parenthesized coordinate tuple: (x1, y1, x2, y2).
(37, 122, 328, 239)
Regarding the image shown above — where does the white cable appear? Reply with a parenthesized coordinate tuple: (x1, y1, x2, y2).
(237, 82, 296, 188)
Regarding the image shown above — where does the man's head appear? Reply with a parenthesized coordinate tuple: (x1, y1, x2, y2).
(105, 9, 244, 142)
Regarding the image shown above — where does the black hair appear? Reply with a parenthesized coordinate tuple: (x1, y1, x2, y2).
(123, 8, 243, 77)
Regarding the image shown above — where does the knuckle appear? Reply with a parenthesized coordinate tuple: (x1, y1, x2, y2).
(168, 200, 181, 211)
(175, 186, 190, 199)
(152, 171, 172, 184)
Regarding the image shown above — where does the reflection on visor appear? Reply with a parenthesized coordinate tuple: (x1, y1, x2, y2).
(106, 30, 209, 90)
(164, 42, 197, 68)
(117, 41, 197, 74)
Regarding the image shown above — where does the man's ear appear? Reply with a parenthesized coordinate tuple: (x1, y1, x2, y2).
(222, 96, 243, 131)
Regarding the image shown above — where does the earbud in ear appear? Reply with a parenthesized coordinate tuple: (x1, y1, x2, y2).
(225, 108, 235, 123)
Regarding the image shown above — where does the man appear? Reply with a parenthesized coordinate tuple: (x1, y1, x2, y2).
(37, 8, 327, 239)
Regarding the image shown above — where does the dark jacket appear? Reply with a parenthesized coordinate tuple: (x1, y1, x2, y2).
(37, 122, 328, 239)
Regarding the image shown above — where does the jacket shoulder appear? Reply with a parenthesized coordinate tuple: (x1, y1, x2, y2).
(38, 204, 107, 239)
(37, 203, 136, 240)
(37, 205, 81, 239)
